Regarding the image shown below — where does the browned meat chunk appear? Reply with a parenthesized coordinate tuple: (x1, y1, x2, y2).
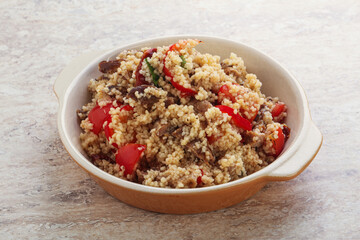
(90, 153, 113, 163)
(76, 108, 88, 121)
(242, 131, 265, 147)
(127, 85, 159, 110)
(221, 62, 242, 78)
(254, 104, 266, 122)
(156, 123, 177, 137)
(106, 84, 128, 96)
(282, 125, 291, 141)
(98, 59, 124, 74)
(186, 140, 215, 163)
(171, 127, 184, 138)
(189, 99, 212, 114)
(96, 75, 109, 81)
(170, 126, 214, 162)
(164, 96, 176, 107)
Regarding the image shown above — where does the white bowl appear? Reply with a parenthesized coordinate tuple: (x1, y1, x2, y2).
(54, 36, 322, 214)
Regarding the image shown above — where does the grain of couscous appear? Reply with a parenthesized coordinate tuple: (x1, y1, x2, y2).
(78, 39, 290, 188)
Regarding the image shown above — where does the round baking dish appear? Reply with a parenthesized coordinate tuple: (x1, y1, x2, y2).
(54, 36, 322, 214)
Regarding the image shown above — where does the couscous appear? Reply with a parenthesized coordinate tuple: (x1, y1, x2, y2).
(77, 39, 290, 188)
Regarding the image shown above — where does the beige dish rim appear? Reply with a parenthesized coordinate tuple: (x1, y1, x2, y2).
(55, 35, 321, 195)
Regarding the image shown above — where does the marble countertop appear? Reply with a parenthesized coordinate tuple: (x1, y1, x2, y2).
(1, 0, 359, 239)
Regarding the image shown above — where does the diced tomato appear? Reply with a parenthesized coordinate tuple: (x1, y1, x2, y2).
(104, 115, 114, 139)
(207, 134, 221, 144)
(104, 105, 134, 148)
(218, 83, 258, 122)
(170, 79, 197, 96)
(218, 83, 239, 103)
(197, 169, 204, 185)
(120, 105, 133, 112)
(103, 115, 117, 148)
(162, 63, 172, 77)
(88, 103, 113, 134)
(169, 39, 202, 52)
(207, 135, 216, 144)
(272, 127, 285, 157)
(162, 40, 201, 96)
(116, 144, 146, 176)
(135, 48, 157, 86)
(240, 108, 258, 123)
(119, 105, 134, 123)
(271, 103, 286, 118)
(215, 105, 252, 131)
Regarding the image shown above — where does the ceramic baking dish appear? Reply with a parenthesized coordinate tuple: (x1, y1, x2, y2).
(54, 36, 322, 214)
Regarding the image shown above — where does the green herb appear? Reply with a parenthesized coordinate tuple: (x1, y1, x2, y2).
(180, 55, 186, 68)
(145, 58, 160, 87)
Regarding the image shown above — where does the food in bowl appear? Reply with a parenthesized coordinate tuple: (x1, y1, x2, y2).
(77, 39, 291, 188)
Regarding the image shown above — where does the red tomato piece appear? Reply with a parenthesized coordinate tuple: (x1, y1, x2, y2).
(218, 83, 238, 103)
(271, 103, 286, 118)
(118, 105, 134, 123)
(207, 134, 222, 144)
(197, 169, 204, 185)
(116, 144, 146, 176)
(162, 40, 200, 96)
(207, 135, 217, 145)
(218, 83, 258, 122)
(104, 115, 114, 139)
(240, 108, 258, 123)
(162, 63, 172, 77)
(120, 105, 133, 112)
(170, 79, 197, 96)
(88, 103, 113, 134)
(272, 127, 285, 157)
(215, 105, 252, 131)
(104, 115, 118, 148)
(169, 39, 202, 52)
(135, 48, 157, 86)
(104, 105, 133, 148)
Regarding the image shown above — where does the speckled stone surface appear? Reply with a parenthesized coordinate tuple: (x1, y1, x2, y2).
(1, 0, 359, 239)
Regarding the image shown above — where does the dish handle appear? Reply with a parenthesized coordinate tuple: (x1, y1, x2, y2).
(266, 121, 322, 181)
(53, 51, 106, 102)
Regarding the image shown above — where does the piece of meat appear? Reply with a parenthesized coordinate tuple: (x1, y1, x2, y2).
(156, 123, 177, 137)
(242, 131, 265, 147)
(282, 125, 291, 141)
(221, 62, 242, 78)
(127, 85, 150, 98)
(76, 108, 88, 121)
(106, 84, 128, 96)
(254, 104, 266, 122)
(171, 126, 184, 138)
(90, 153, 113, 163)
(98, 59, 124, 74)
(186, 140, 215, 163)
(164, 96, 176, 107)
(133, 153, 164, 182)
(96, 75, 109, 81)
(135, 169, 146, 184)
(189, 99, 212, 114)
(170, 126, 214, 163)
(165, 93, 180, 107)
(127, 85, 159, 110)
(200, 120, 208, 129)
